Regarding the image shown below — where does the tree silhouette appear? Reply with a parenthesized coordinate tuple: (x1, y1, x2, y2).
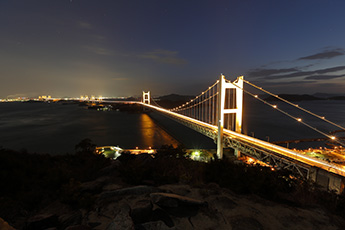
(75, 138, 96, 153)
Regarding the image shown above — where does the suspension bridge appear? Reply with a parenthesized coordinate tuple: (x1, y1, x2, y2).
(137, 74, 345, 193)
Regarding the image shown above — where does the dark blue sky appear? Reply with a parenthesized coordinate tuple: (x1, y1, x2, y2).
(1, 0, 345, 98)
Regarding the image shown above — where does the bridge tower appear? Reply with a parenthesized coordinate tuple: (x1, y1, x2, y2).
(217, 75, 243, 159)
(142, 91, 150, 105)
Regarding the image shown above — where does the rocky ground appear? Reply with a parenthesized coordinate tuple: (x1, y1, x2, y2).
(1, 159, 345, 230)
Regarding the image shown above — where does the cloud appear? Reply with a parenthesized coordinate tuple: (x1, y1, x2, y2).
(298, 48, 345, 60)
(111, 77, 128, 81)
(305, 74, 345, 80)
(252, 80, 317, 86)
(77, 21, 93, 29)
(247, 68, 299, 78)
(266, 66, 345, 80)
(84, 46, 113, 55)
(137, 49, 187, 65)
(92, 35, 106, 41)
(248, 65, 345, 80)
(245, 48, 345, 94)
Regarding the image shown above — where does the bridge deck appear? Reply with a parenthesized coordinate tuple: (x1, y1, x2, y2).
(141, 102, 345, 178)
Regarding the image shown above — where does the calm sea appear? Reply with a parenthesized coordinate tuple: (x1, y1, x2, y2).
(0, 100, 344, 154)
(0, 102, 215, 154)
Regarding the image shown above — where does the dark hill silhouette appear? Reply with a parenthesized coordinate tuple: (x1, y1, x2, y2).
(157, 94, 194, 102)
(154, 94, 194, 109)
(264, 94, 323, 101)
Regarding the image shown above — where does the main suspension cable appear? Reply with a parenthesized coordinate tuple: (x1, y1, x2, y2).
(227, 80, 345, 146)
(170, 80, 219, 112)
(243, 79, 345, 132)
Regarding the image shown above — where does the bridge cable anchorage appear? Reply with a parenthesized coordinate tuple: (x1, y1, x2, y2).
(243, 79, 345, 133)
(227, 80, 345, 147)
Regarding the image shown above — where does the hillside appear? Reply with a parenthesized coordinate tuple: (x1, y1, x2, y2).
(1, 143, 345, 229)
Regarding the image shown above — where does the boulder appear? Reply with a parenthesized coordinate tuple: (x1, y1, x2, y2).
(102, 184, 123, 192)
(25, 213, 59, 230)
(0, 217, 16, 230)
(230, 217, 264, 230)
(212, 196, 237, 210)
(106, 202, 134, 230)
(150, 193, 207, 208)
(80, 177, 109, 193)
(150, 193, 207, 218)
(59, 210, 82, 229)
(100, 186, 162, 201)
(130, 199, 153, 224)
(65, 225, 92, 230)
(158, 184, 191, 196)
(85, 210, 112, 229)
(151, 208, 174, 228)
(141, 220, 175, 230)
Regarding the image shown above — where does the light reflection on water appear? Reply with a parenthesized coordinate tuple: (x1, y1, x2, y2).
(139, 113, 179, 148)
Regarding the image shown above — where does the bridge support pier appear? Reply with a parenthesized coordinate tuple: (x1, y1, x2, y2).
(217, 120, 224, 159)
(308, 167, 344, 193)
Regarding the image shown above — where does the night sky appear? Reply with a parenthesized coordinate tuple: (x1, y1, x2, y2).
(1, 0, 345, 98)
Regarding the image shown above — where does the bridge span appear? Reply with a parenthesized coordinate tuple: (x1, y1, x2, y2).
(138, 75, 345, 193)
(92, 74, 345, 192)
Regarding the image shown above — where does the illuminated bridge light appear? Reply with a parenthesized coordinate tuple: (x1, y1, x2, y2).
(137, 75, 345, 180)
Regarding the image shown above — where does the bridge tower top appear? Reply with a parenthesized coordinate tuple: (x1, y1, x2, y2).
(142, 91, 150, 105)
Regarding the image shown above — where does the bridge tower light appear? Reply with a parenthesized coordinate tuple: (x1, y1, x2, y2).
(142, 91, 150, 105)
(217, 74, 243, 159)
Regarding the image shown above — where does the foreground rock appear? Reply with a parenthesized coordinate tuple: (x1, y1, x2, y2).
(0, 218, 15, 230)
(25, 214, 59, 230)
(150, 192, 207, 208)
(2, 175, 345, 229)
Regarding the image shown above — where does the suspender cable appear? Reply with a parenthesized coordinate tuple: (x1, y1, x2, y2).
(229, 82, 345, 147)
(243, 79, 345, 132)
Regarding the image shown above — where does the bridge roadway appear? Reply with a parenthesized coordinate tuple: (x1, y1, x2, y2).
(137, 102, 345, 179)
(97, 100, 345, 181)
